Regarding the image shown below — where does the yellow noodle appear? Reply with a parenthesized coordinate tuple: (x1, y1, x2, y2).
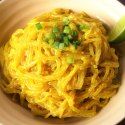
(0, 8, 119, 118)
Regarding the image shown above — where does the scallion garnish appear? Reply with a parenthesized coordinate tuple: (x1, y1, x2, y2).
(72, 30, 78, 36)
(53, 27, 59, 33)
(63, 17, 70, 25)
(73, 40, 80, 49)
(53, 41, 60, 49)
(44, 22, 82, 50)
(63, 26, 71, 34)
(69, 23, 77, 30)
(59, 43, 65, 50)
(68, 35, 72, 40)
(48, 39, 54, 45)
(75, 40, 80, 45)
(79, 24, 90, 30)
(73, 43, 77, 49)
(63, 36, 70, 46)
(35, 23, 42, 30)
(49, 32, 56, 39)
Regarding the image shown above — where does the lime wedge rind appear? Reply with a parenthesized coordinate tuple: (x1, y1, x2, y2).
(109, 16, 125, 43)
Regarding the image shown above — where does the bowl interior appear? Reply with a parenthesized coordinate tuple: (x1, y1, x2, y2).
(0, 0, 125, 125)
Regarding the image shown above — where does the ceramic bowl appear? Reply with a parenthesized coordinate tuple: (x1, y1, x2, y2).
(0, 0, 125, 125)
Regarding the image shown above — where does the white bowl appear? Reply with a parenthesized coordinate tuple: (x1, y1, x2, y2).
(0, 0, 125, 125)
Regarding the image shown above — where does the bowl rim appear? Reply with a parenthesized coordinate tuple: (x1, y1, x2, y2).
(0, 0, 125, 125)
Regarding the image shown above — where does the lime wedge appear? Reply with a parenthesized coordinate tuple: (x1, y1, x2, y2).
(109, 16, 125, 43)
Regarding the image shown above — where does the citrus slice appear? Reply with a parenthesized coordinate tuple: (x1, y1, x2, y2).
(109, 16, 125, 43)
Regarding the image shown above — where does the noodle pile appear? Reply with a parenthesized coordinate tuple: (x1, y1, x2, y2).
(0, 9, 119, 118)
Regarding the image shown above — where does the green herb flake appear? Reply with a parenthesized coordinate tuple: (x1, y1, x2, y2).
(72, 30, 78, 36)
(68, 35, 72, 40)
(79, 24, 90, 30)
(35, 23, 42, 30)
(59, 43, 65, 50)
(75, 40, 80, 45)
(49, 32, 56, 39)
(73, 43, 78, 49)
(53, 41, 60, 49)
(59, 33, 64, 40)
(48, 39, 54, 45)
(69, 23, 77, 30)
(63, 17, 70, 25)
(63, 36, 70, 46)
(66, 57, 74, 64)
(63, 26, 71, 34)
(53, 27, 59, 33)
(73, 41, 80, 49)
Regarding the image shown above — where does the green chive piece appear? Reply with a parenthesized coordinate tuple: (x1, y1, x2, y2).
(73, 43, 78, 49)
(55, 33, 61, 39)
(72, 30, 78, 36)
(53, 27, 59, 33)
(49, 32, 56, 39)
(66, 57, 74, 64)
(68, 35, 72, 40)
(63, 26, 71, 34)
(69, 23, 77, 30)
(63, 17, 70, 25)
(48, 39, 54, 45)
(59, 33, 65, 40)
(73, 41, 80, 49)
(53, 41, 60, 49)
(75, 40, 80, 45)
(63, 36, 70, 46)
(59, 43, 65, 49)
(79, 24, 90, 30)
(35, 23, 42, 30)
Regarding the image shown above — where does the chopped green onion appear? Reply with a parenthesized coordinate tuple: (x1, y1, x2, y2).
(73, 40, 80, 49)
(75, 40, 80, 45)
(55, 33, 60, 39)
(49, 32, 56, 39)
(72, 30, 78, 36)
(63, 36, 70, 46)
(48, 39, 54, 45)
(63, 17, 70, 25)
(68, 35, 72, 40)
(59, 43, 65, 49)
(69, 23, 77, 30)
(66, 57, 74, 64)
(73, 43, 78, 49)
(53, 27, 59, 33)
(79, 24, 90, 30)
(53, 41, 60, 49)
(35, 23, 42, 30)
(63, 26, 71, 34)
(59, 33, 65, 40)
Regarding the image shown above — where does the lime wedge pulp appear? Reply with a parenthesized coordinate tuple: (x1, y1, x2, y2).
(109, 16, 125, 43)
